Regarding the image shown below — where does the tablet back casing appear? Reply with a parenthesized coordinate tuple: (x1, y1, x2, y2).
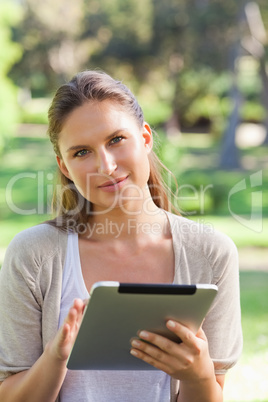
(67, 282, 217, 370)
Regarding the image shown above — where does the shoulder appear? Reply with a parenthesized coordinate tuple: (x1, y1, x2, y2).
(166, 212, 238, 278)
(3, 223, 68, 271)
(8, 223, 67, 251)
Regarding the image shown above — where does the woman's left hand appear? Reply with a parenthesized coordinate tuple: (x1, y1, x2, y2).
(130, 320, 215, 382)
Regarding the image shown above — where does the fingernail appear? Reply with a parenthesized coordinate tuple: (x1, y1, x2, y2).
(167, 320, 176, 328)
(139, 330, 149, 338)
(131, 339, 140, 347)
(130, 349, 138, 356)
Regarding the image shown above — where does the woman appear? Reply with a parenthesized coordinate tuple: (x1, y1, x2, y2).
(0, 70, 242, 401)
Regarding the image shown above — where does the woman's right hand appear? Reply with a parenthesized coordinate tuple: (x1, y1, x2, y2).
(47, 298, 87, 363)
(0, 299, 88, 402)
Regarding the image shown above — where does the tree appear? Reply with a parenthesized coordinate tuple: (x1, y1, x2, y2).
(10, 0, 267, 140)
(219, 1, 268, 169)
(243, 1, 268, 143)
(10, 0, 88, 95)
(0, 1, 22, 151)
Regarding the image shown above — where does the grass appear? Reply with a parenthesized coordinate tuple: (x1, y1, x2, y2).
(0, 130, 268, 400)
(224, 271, 268, 402)
(191, 215, 268, 248)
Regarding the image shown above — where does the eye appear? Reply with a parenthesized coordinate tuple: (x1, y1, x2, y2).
(109, 135, 124, 145)
(74, 149, 90, 157)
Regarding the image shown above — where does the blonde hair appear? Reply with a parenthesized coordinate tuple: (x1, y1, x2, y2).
(47, 70, 178, 228)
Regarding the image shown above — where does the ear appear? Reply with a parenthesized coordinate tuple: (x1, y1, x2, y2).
(142, 122, 153, 154)
(56, 156, 72, 180)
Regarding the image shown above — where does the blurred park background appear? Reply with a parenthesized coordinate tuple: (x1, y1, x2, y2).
(0, 0, 268, 400)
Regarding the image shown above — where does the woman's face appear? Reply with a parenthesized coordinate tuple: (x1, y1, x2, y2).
(57, 100, 153, 215)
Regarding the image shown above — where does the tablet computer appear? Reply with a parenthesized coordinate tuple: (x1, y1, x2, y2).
(67, 281, 218, 371)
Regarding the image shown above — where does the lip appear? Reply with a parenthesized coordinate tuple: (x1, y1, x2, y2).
(98, 175, 129, 192)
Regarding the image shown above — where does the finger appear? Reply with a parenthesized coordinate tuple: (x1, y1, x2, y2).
(131, 333, 180, 368)
(64, 307, 77, 327)
(59, 310, 80, 350)
(130, 341, 175, 374)
(138, 330, 176, 355)
(58, 323, 71, 347)
(130, 349, 173, 374)
(72, 298, 85, 314)
(166, 320, 197, 346)
(64, 299, 84, 326)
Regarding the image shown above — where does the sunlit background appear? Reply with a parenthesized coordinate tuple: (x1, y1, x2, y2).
(0, 1, 268, 400)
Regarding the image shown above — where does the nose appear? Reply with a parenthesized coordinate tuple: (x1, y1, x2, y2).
(97, 149, 117, 176)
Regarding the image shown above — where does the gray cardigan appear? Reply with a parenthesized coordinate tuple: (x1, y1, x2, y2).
(0, 213, 243, 401)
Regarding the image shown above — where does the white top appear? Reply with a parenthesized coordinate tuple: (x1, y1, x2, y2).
(58, 232, 170, 402)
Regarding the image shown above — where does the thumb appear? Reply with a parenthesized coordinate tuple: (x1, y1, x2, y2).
(196, 326, 207, 341)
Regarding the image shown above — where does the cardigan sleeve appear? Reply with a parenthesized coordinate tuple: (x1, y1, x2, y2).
(0, 224, 66, 382)
(0, 232, 43, 380)
(202, 230, 243, 374)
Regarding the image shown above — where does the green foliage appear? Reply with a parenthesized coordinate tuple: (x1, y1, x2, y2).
(157, 132, 268, 225)
(19, 98, 50, 124)
(240, 101, 266, 122)
(0, 3, 21, 74)
(172, 70, 233, 134)
(139, 81, 173, 127)
(0, 1, 22, 151)
(6, 0, 268, 137)
(84, 0, 153, 49)
(0, 136, 55, 238)
(0, 79, 19, 150)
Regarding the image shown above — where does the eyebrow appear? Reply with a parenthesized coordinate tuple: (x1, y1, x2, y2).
(65, 129, 128, 153)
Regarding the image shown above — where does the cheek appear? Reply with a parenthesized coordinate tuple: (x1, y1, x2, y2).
(71, 175, 98, 203)
(67, 159, 94, 180)
(138, 147, 151, 171)
(127, 141, 148, 163)
(75, 172, 98, 192)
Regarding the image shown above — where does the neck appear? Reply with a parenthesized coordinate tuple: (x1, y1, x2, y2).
(81, 198, 168, 242)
